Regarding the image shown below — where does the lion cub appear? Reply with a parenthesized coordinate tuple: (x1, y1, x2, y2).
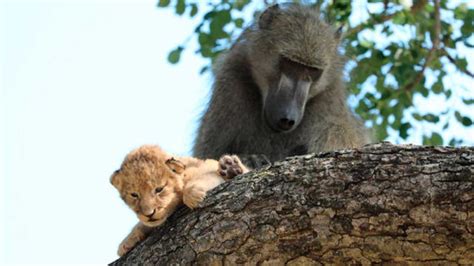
(110, 145, 248, 256)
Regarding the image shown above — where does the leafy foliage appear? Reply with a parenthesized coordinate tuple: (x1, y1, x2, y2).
(157, 0, 473, 145)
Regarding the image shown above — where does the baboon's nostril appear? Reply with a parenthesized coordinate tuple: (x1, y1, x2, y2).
(278, 118, 295, 131)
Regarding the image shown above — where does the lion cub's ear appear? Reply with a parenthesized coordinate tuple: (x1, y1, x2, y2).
(165, 157, 186, 174)
(110, 169, 122, 189)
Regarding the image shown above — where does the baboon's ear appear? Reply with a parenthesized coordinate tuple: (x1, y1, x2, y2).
(258, 4, 280, 30)
(165, 157, 186, 174)
(110, 169, 122, 189)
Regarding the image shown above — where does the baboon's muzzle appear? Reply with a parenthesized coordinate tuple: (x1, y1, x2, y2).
(263, 76, 310, 133)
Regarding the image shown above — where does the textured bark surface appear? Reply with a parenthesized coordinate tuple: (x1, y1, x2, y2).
(111, 142, 474, 265)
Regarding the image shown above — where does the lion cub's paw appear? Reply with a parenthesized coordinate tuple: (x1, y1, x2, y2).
(183, 185, 206, 209)
(118, 242, 132, 257)
(117, 231, 145, 257)
(218, 155, 248, 179)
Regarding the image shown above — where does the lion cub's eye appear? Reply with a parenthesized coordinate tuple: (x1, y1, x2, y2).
(155, 187, 163, 194)
(130, 192, 139, 198)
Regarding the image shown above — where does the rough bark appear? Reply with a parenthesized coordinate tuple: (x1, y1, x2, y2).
(111, 142, 474, 265)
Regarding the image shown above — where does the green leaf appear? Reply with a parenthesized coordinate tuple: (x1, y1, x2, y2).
(462, 117, 473, 126)
(234, 18, 244, 28)
(189, 3, 198, 17)
(423, 133, 444, 146)
(234, 0, 251, 11)
(399, 123, 411, 139)
(419, 86, 429, 97)
(198, 32, 211, 46)
(454, 111, 462, 121)
(167, 47, 183, 64)
(359, 39, 374, 49)
(455, 111, 473, 126)
(445, 89, 452, 99)
(422, 135, 429, 145)
(392, 12, 406, 25)
(399, 91, 413, 107)
(209, 10, 231, 39)
(200, 46, 213, 58)
(422, 114, 439, 123)
(412, 113, 423, 121)
(453, 3, 468, 20)
(157, 0, 170, 7)
(456, 58, 468, 72)
(176, 0, 186, 15)
(431, 132, 443, 145)
(462, 98, 474, 105)
(448, 138, 463, 146)
(374, 123, 388, 140)
(432, 81, 443, 94)
(199, 65, 209, 74)
(448, 138, 456, 146)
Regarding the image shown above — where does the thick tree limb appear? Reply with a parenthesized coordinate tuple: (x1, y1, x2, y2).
(111, 142, 474, 265)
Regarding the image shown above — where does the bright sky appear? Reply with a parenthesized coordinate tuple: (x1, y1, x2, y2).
(2, 0, 210, 264)
(1, 0, 473, 265)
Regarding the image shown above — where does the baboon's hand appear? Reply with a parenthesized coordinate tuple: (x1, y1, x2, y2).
(218, 155, 249, 179)
(238, 154, 271, 170)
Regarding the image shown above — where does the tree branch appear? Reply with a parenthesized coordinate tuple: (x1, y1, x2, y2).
(442, 48, 474, 78)
(111, 142, 474, 265)
(346, 13, 396, 37)
(347, 0, 428, 37)
(402, 0, 441, 92)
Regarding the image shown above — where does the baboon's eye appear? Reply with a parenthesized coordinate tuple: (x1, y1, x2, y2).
(155, 187, 163, 194)
(130, 192, 139, 198)
(280, 56, 323, 82)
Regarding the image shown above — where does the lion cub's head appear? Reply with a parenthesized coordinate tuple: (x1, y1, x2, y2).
(111, 145, 185, 227)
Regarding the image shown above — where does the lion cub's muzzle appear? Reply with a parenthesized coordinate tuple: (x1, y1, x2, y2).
(137, 206, 165, 224)
(144, 209, 156, 218)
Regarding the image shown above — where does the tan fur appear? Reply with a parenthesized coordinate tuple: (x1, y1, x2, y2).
(111, 145, 248, 256)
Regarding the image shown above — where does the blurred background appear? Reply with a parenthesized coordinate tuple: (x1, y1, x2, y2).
(1, 0, 473, 264)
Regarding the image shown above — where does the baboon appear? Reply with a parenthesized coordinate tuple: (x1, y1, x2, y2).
(193, 3, 371, 166)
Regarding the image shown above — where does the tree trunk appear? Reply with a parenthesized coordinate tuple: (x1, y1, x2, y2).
(111, 142, 474, 265)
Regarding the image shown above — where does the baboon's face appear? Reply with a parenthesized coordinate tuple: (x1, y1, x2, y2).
(251, 4, 339, 133)
(263, 56, 323, 133)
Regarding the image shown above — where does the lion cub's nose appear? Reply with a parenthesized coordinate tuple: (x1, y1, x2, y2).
(144, 209, 156, 218)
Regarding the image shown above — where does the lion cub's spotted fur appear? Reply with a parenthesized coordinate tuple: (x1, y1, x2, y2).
(111, 145, 248, 256)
